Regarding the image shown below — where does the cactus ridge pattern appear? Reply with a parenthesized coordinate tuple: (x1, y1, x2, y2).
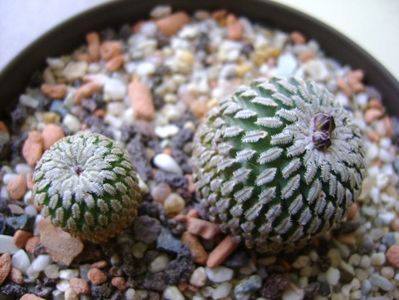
(193, 77, 365, 253)
(33, 132, 141, 243)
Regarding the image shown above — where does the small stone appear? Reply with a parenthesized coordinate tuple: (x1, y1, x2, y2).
(100, 41, 123, 61)
(156, 228, 183, 254)
(386, 245, 399, 268)
(41, 83, 68, 99)
(25, 236, 40, 254)
(207, 235, 239, 268)
(88, 268, 107, 285)
(105, 54, 124, 71)
(11, 249, 30, 273)
(42, 124, 65, 149)
(282, 284, 305, 300)
(7, 174, 27, 200)
(364, 108, 384, 123)
(63, 114, 81, 133)
(210, 282, 232, 299)
(128, 79, 155, 121)
(59, 269, 79, 280)
(70, 277, 90, 295)
(86, 32, 100, 62)
(10, 267, 24, 284)
(234, 275, 262, 295)
(125, 288, 136, 300)
(30, 254, 52, 272)
(20, 294, 45, 300)
(181, 231, 208, 265)
(190, 267, 207, 287)
(163, 286, 185, 300)
(369, 274, 394, 291)
(111, 276, 126, 290)
(156, 12, 190, 36)
(371, 252, 386, 266)
(381, 266, 395, 279)
(155, 124, 179, 138)
(39, 219, 84, 266)
(290, 31, 306, 44)
(22, 131, 44, 166)
(326, 267, 340, 285)
(276, 53, 298, 76)
(151, 183, 172, 204)
(205, 266, 233, 283)
(132, 242, 148, 258)
(13, 230, 33, 248)
(104, 78, 126, 101)
(154, 154, 183, 175)
(227, 15, 243, 40)
(303, 59, 329, 81)
(150, 254, 170, 273)
(63, 61, 88, 81)
(90, 260, 107, 269)
(164, 193, 185, 216)
(0, 234, 20, 254)
(64, 288, 79, 300)
(44, 264, 59, 279)
(0, 253, 12, 285)
(133, 215, 162, 244)
(74, 81, 102, 103)
(186, 217, 220, 240)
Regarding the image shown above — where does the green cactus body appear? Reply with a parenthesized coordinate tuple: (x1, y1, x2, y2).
(193, 77, 365, 253)
(33, 132, 141, 243)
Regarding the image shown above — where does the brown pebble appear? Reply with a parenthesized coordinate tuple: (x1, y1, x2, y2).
(368, 98, 383, 110)
(86, 32, 101, 62)
(39, 219, 84, 266)
(22, 131, 44, 166)
(90, 260, 107, 269)
(189, 99, 208, 119)
(346, 203, 359, 220)
(212, 9, 228, 24)
(25, 236, 40, 254)
(207, 235, 239, 268)
(367, 130, 380, 143)
(364, 108, 384, 124)
(156, 11, 190, 36)
(186, 218, 220, 240)
(70, 277, 90, 295)
(226, 14, 243, 40)
(100, 40, 123, 61)
(151, 183, 172, 204)
(387, 245, 399, 268)
(20, 294, 45, 300)
(7, 174, 27, 201)
(181, 231, 208, 265)
(384, 116, 393, 138)
(13, 230, 33, 248)
(10, 267, 24, 284)
(74, 81, 102, 103)
(0, 253, 12, 285)
(336, 233, 357, 246)
(106, 54, 124, 71)
(0, 121, 8, 134)
(391, 219, 399, 231)
(186, 175, 195, 193)
(26, 173, 34, 190)
(290, 31, 306, 44)
(88, 268, 107, 285)
(42, 124, 65, 150)
(41, 83, 67, 99)
(111, 277, 127, 290)
(128, 79, 155, 121)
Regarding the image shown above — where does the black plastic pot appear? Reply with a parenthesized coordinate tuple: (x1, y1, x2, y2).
(0, 0, 398, 121)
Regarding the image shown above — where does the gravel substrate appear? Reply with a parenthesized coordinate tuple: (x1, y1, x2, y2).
(1, 5, 399, 300)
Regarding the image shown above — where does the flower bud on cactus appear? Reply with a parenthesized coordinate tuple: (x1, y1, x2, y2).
(33, 132, 141, 243)
(193, 77, 365, 253)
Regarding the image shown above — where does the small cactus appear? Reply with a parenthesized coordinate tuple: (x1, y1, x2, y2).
(193, 77, 365, 253)
(33, 132, 141, 243)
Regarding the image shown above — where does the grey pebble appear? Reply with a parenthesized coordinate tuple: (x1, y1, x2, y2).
(156, 228, 183, 254)
(369, 274, 394, 292)
(234, 275, 262, 296)
(133, 215, 162, 244)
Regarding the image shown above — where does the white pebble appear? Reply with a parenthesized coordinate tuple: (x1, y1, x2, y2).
(12, 249, 30, 273)
(59, 269, 79, 280)
(2, 173, 18, 185)
(107, 102, 125, 116)
(125, 288, 136, 300)
(136, 62, 156, 76)
(63, 114, 81, 133)
(150, 5, 172, 18)
(150, 254, 169, 273)
(326, 267, 340, 285)
(371, 252, 386, 266)
(163, 286, 184, 300)
(205, 266, 234, 283)
(190, 267, 207, 287)
(155, 124, 179, 138)
(276, 53, 298, 76)
(211, 282, 232, 299)
(31, 254, 52, 272)
(56, 279, 71, 292)
(282, 285, 304, 300)
(62, 61, 88, 80)
(0, 234, 20, 254)
(153, 153, 183, 175)
(104, 78, 127, 101)
(15, 164, 32, 175)
(45, 264, 60, 279)
(19, 94, 40, 109)
(303, 59, 329, 81)
(65, 288, 79, 300)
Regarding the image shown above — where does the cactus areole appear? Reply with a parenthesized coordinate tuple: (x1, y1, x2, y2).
(193, 77, 365, 253)
(33, 132, 142, 243)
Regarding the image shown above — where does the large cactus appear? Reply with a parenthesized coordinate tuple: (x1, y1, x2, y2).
(193, 77, 365, 253)
(33, 132, 142, 243)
